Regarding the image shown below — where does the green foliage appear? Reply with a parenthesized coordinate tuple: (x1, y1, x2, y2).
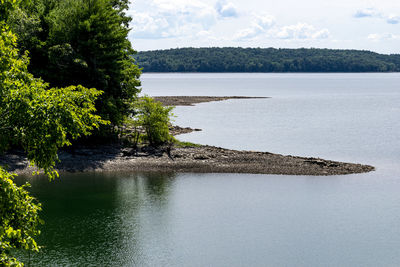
(121, 117, 143, 148)
(9, 0, 141, 127)
(0, 23, 107, 178)
(135, 96, 175, 147)
(6, 6, 44, 80)
(0, 1, 143, 261)
(1, 0, 18, 20)
(0, 167, 42, 267)
(1, 8, 106, 265)
(135, 47, 400, 73)
(174, 140, 201, 148)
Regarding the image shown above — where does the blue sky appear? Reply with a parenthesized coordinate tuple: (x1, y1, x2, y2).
(128, 0, 400, 54)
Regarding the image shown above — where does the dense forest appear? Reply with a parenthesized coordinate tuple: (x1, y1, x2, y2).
(135, 47, 400, 72)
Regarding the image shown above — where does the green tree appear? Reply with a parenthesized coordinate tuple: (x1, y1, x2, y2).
(0, 168, 42, 267)
(1, 3, 106, 264)
(135, 96, 175, 147)
(9, 0, 142, 128)
(0, 23, 107, 177)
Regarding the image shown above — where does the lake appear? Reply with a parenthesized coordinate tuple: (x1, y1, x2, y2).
(19, 73, 400, 266)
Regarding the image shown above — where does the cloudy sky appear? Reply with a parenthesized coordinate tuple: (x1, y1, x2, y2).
(128, 0, 400, 54)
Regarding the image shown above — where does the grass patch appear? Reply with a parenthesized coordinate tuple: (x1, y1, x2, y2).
(174, 140, 202, 148)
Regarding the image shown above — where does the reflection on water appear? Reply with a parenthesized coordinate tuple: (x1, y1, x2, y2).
(17, 171, 400, 266)
(12, 73, 400, 266)
(17, 172, 176, 266)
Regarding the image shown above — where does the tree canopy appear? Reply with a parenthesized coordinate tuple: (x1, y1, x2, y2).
(135, 47, 400, 73)
(0, 23, 106, 177)
(0, 1, 109, 264)
(8, 0, 141, 127)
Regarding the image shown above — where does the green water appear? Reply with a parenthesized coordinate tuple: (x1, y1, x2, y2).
(18, 172, 177, 266)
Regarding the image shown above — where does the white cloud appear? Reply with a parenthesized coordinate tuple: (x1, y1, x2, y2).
(234, 14, 275, 40)
(215, 0, 239, 18)
(196, 30, 219, 41)
(312, 29, 330, 39)
(276, 23, 330, 40)
(129, 11, 169, 39)
(368, 33, 400, 41)
(387, 15, 400, 24)
(257, 15, 276, 29)
(354, 8, 380, 18)
(130, 0, 217, 39)
(234, 15, 329, 42)
(354, 8, 400, 25)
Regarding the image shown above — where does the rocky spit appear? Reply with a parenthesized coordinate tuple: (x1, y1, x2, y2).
(153, 96, 268, 106)
(0, 96, 374, 176)
(1, 144, 374, 176)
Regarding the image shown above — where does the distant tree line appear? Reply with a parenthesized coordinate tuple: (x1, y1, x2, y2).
(135, 47, 400, 73)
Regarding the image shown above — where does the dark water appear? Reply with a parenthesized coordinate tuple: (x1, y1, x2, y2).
(18, 73, 400, 266)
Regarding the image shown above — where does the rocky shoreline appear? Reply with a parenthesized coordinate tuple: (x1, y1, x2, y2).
(0, 96, 375, 176)
(169, 125, 202, 135)
(153, 96, 268, 106)
(1, 144, 374, 176)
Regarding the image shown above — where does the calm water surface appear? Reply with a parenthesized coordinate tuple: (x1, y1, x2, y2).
(19, 73, 400, 266)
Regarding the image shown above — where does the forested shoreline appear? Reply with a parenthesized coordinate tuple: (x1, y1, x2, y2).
(1, 1, 173, 265)
(135, 47, 400, 73)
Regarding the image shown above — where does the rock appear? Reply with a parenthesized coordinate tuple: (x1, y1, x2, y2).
(194, 154, 210, 160)
(304, 159, 327, 167)
(141, 146, 155, 153)
(121, 148, 136, 157)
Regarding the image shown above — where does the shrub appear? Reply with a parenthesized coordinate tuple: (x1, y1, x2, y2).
(135, 96, 175, 147)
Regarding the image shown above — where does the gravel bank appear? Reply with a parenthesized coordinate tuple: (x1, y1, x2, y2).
(0, 96, 374, 176)
(153, 96, 268, 106)
(1, 144, 374, 176)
